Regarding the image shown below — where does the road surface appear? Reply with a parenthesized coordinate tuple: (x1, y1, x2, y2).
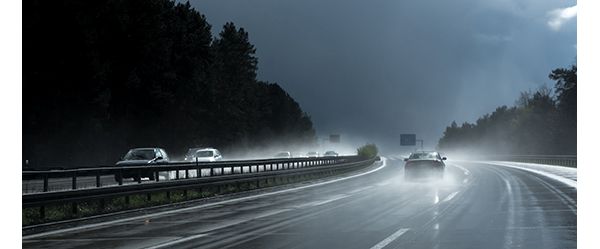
(23, 157, 577, 249)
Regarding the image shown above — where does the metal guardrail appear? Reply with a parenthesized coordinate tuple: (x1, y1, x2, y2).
(22, 156, 373, 211)
(23, 156, 358, 192)
(483, 155, 577, 168)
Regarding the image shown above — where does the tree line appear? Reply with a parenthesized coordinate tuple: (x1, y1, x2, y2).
(437, 65, 576, 155)
(24, 0, 316, 168)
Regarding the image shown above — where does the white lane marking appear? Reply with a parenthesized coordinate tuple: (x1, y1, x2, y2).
(369, 228, 410, 249)
(348, 186, 373, 194)
(442, 191, 459, 202)
(22, 237, 177, 243)
(144, 234, 208, 249)
(147, 208, 291, 249)
(449, 163, 470, 175)
(481, 161, 577, 189)
(23, 157, 388, 240)
(376, 181, 391, 187)
(294, 194, 350, 208)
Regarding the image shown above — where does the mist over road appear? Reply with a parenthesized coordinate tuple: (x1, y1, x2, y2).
(23, 157, 576, 249)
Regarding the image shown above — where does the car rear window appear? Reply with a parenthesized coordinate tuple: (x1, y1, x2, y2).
(409, 152, 438, 160)
(124, 149, 156, 160)
(196, 150, 214, 157)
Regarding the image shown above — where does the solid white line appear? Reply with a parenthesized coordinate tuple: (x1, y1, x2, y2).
(23, 157, 388, 240)
(347, 186, 373, 194)
(307, 194, 350, 207)
(480, 161, 577, 189)
(369, 228, 410, 249)
(442, 191, 459, 202)
(144, 234, 208, 249)
(449, 163, 470, 175)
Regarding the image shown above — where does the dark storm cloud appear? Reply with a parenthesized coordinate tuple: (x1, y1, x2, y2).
(188, 0, 576, 152)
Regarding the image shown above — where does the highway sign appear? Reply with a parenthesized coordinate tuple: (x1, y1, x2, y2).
(400, 134, 416, 146)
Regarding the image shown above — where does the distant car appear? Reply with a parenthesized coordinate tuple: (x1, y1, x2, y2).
(323, 151, 339, 157)
(403, 151, 446, 180)
(115, 148, 169, 182)
(184, 147, 204, 161)
(188, 148, 222, 162)
(306, 151, 319, 158)
(274, 151, 292, 158)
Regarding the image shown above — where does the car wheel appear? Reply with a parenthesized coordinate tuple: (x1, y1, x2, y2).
(114, 175, 122, 183)
(148, 173, 155, 181)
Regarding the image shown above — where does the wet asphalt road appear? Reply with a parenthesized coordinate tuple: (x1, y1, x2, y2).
(22, 157, 577, 249)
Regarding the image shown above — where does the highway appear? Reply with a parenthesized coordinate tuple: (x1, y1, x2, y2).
(22, 157, 577, 249)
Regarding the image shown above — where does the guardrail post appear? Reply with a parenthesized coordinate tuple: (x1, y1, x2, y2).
(185, 169, 189, 179)
(96, 174, 101, 188)
(43, 174, 48, 192)
(155, 171, 159, 182)
(118, 170, 123, 186)
(72, 172, 77, 190)
(137, 170, 142, 184)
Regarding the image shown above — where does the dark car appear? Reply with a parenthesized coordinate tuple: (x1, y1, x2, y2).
(115, 148, 170, 182)
(403, 151, 446, 180)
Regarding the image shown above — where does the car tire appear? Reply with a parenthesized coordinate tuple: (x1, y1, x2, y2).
(114, 175, 122, 183)
(148, 173, 155, 181)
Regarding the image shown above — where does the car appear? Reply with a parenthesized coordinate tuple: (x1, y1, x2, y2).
(188, 148, 222, 162)
(323, 151, 339, 157)
(184, 147, 204, 161)
(274, 151, 292, 159)
(306, 151, 319, 158)
(115, 148, 170, 182)
(403, 151, 446, 180)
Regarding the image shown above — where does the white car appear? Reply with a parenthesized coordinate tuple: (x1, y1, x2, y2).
(188, 148, 223, 162)
(274, 151, 292, 158)
(306, 151, 319, 158)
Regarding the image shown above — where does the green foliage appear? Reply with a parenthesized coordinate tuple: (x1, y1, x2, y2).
(437, 65, 576, 155)
(23, 0, 316, 167)
(357, 144, 378, 159)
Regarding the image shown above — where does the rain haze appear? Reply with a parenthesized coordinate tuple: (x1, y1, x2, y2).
(188, 0, 576, 152)
(20, 0, 583, 248)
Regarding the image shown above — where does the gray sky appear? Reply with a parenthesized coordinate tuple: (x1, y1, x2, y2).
(188, 0, 576, 153)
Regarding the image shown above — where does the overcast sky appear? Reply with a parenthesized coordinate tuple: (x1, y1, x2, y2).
(188, 0, 576, 153)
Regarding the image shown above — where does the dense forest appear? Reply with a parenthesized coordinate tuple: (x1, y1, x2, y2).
(437, 65, 577, 155)
(24, 0, 316, 167)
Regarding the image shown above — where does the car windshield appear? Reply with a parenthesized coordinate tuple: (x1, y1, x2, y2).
(408, 152, 438, 160)
(124, 149, 156, 160)
(186, 148, 201, 156)
(325, 151, 336, 154)
(196, 150, 214, 157)
(275, 152, 289, 156)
